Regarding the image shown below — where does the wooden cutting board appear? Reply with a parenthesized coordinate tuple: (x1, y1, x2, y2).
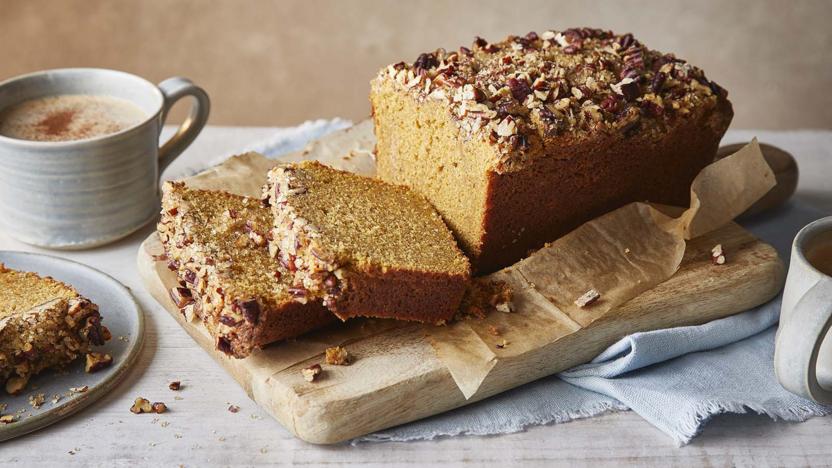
(137, 219, 784, 444)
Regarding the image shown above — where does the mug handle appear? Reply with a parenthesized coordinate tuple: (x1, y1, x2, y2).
(775, 282, 832, 404)
(156, 77, 211, 175)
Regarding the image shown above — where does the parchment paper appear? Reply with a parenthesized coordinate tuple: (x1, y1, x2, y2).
(427, 139, 775, 398)
(168, 123, 774, 400)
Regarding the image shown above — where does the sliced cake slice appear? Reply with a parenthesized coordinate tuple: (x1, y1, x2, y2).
(158, 182, 335, 359)
(263, 161, 471, 324)
(0, 263, 109, 394)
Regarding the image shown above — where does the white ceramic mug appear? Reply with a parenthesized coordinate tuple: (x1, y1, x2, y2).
(0, 68, 209, 249)
(775, 216, 832, 404)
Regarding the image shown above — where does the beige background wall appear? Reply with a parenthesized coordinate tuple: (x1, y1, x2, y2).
(1, 0, 830, 129)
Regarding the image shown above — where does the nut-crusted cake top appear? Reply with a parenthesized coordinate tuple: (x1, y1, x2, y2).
(160, 182, 293, 304)
(375, 28, 730, 170)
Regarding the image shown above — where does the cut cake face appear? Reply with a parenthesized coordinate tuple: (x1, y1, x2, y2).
(264, 161, 470, 324)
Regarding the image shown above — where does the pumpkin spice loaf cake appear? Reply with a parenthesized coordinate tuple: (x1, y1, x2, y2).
(0, 263, 109, 394)
(371, 28, 733, 273)
(158, 182, 335, 359)
(263, 161, 471, 323)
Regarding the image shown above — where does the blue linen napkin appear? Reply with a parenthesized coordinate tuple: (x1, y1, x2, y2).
(249, 120, 831, 445)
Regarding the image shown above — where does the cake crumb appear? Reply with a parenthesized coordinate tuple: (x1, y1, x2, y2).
(495, 339, 509, 349)
(574, 289, 601, 308)
(69, 385, 88, 394)
(459, 279, 514, 319)
(487, 325, 501, 336)
(28, 393, 45, 409)
(711, 244, 726, 265)
(325, 346, 351, 365)
(0, 414, 17, 424)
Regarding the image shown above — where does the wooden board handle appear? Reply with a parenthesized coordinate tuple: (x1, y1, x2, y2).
(717, 142, 799, 218)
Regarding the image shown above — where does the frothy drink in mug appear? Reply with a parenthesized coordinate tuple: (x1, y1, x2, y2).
(0, 68, 209, 248)
(0, 94, 147, 142)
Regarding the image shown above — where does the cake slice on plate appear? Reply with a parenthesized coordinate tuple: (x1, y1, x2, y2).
(263, 161, 471, 324)
(158, 182, 335, 359)
(0, 264, 109, 394)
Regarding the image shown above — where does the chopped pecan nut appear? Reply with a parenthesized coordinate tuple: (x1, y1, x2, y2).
(130, 397, 153, 414)
(234, 299, 261, 325)
(85, 352, 113, 373)
(302, 364, 323, 382)
(325, 346, 351, 366)
(169, 287, 194, 308)
(169, 381, 181, 391)
(574, 289, 601, 308)
(151, 402, 168, 414)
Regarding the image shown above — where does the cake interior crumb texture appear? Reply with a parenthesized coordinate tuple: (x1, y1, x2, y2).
(158, 182, 334, 358)
(0, 265, 78, 319)
(371, 27, 733, 272)
(267, 161, 470, 323)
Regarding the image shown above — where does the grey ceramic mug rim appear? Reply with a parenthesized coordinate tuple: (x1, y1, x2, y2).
(0, 67, 165, 149)
(793, 216, 832, 280)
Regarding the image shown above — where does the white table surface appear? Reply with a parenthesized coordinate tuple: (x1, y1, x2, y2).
(2, 126, 831, 467)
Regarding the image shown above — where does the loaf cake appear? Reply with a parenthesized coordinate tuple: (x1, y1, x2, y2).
(0, 263, 109, 394)
(371, 28, 733, 272)
(263, 161, 471, 323)
(158, 182, 335, 359)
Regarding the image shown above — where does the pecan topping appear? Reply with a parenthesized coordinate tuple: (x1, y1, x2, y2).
(506, 77, 531, 102)
(216, 337, 232, 355)
(169, 286, 194, 308)
(183, 269, 197, 285)
(235, 299, 261, 325)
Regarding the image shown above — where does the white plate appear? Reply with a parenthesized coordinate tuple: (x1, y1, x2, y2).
(0, 251, 144, 441)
